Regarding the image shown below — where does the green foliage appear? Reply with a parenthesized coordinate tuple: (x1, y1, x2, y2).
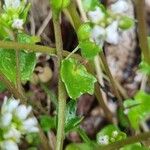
(120, 143, 149, 150)
(117, 108, 129, 128)
(61, 58, 96, 99)
(65, 100, 83, 133)
(65, 143, 94, 150)
(25, 133, 40, 146)
(119, 16, 134, 30)
(0, 0, 30, 38)
(79, 40, 102, 59)
(77, 23, 92, 41)
(39, 115, 56, 132)
(51, 0, 70, 11)
(0, 33, 37, 84)
(96, 125, 126, 145)
(124, 91, 150, 129)
(139, 61, 150, 75)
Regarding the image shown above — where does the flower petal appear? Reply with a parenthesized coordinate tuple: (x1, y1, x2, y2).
(1, 113, 12, 127)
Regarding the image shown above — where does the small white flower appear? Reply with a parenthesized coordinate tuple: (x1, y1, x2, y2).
(15, 105, 32, 120)
(112, 131, 118, 137)
(110, 0, 129, 14)
(88, 6, 105, 24)
(12, 19, 24, 30)
(23, 118, 39, 133)
(1, 140, 19, 150)
(4, 0, 21, 9)
(1, 97, 20, 114)
(91, 25, 106, 46)
(4, 127, 21, 142)
(98, 135, 109, 145)
(1, 112, 12, 127)
(106, 21, 120, 45)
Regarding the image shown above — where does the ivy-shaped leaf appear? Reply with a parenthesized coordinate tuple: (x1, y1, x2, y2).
(61, 58, 97, 99)
(0, 33, 38, 84)
(123, 91, 150, 129)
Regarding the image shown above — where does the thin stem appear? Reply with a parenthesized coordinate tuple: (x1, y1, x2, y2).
(134, 0, 150, 64)
(15, 50, 23, 93)
(67, 2, 82, 30)
(65, 45, 79, 59)
(100, 52, 122, 106)
(53, 13, 67, 150)
(0, 40, 83, 61)
(97, 131, 150, 150)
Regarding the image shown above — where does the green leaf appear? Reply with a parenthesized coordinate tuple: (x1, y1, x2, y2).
(77, 23, 92, 41)
(139, 61, 150, 75)
(65, 100, 83, 133)
(117, 108, 129, 128)
(0, 33, 37, 84)
(51, 0, 70, 10)
(79, 40, 102, 59)
(123, 91, 150, 129)
(61, 58, 97, 99)
(120, 143, 149, 150)
(39, 115, 56, 132)
(65, 143, 94, 150)
(96, 125, 126, 145)
(119, 16, 134, 30)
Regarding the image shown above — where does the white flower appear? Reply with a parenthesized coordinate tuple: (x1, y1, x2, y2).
(0, 97, 39, 149)
(1, 97, 20, 113)
(110, 0, 129, 14)
(1, 140, 19, 150)
(112, 131, 118, 137)
(98, 135, 109, 145)
(1, 113, 12, 127)
(88, 6, 105, 24)
(106, 21, 120, 45)
(12, 19, 24, 30)
(15, 105, 32, 120)
(4, 0, 21, 9)
(23, 118, 39, 133)
(91, 25, 106, 46)
(4, 127, 21, 142)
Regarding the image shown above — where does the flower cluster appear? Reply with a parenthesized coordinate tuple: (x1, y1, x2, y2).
(0, 0, 30, 39)
(97, 129, 126, 145)
(87, 0, 134, 46)
(0, 97, 39, 150)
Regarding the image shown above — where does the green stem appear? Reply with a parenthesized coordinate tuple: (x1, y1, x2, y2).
(0, 40, 82, 61)
(53, 13, 67, 150)
(134, 0, 150, 64)
(97, 131, 150, 150)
